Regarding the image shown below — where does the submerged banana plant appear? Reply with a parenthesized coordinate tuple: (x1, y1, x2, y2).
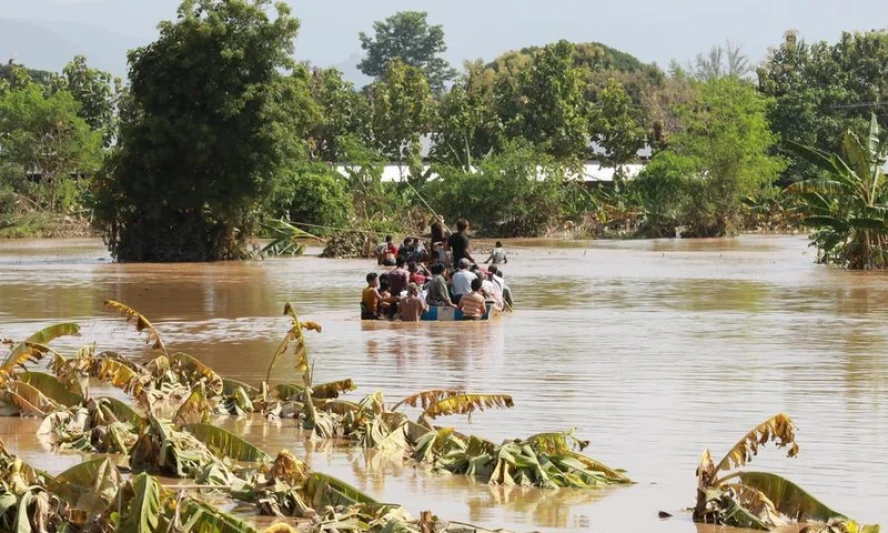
(694, 413, 880, 532)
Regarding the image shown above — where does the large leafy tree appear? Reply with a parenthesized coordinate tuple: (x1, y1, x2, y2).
(358, 11, 457, 94)
(93, 0, 310, 262)
(60, 56, 119, 146)
(639, 77, 783, 237)
(366, 59, 434, 172)
(495, 40, 591, 161)
(758, 30, 888, 184)
(590, 78, 647, 168)
(306, 67, 370, 162)
(0, 84, 102, 211)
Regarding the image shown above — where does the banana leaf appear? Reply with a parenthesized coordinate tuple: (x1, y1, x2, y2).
(118, 473, 162, 533)
(3, 381, 59, 417)
(174, 385, 213, 426)
(96, 396, 144, 427)
(3, 323, 81, 374)
(48, 458, 121, 512)
(0, 344, 58, 384)
(422, 394, 514, 419)
(163, 496, 258, 533)
(104, 300, 167, 354)
(222, 379, 258, 397)
(19, 372, 82, 407)
(169, 353, 224, 395)
(304, 472, 379, 509)
(737, 471, 846, 522)
(714, 413, 799, 476)
(185, 423, 271, 463)
(391, 390, 464, 411)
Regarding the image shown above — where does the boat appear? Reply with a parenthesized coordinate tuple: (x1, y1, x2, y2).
(421, 302, 498, 321)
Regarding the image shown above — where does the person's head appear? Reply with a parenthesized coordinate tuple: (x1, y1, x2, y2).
(385, 235, 393, 243)
(487, 265, 499, 277)
(456, 219, 469, 232)
(407, 283, 419, 296)
(379, 272, 390, 290)
(458, 258, 470, 270)
(431, 263, 445, 276)
(496, 269, 504, 279)
(408, 262, 417, 273)
(366, 272, 379, 287)
(396, 258, 406, 269)
(495, 241, 503, 248)
(403, 237, 412, 246)
(471, 278, 483, 292)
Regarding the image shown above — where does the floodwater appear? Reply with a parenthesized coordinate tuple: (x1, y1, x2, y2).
(0, 235, 885, 532)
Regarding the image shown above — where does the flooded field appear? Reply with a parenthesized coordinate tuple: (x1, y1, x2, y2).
(0, 235, 885, 532)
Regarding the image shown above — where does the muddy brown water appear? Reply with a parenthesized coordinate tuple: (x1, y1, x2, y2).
(0, 236, 885, 532)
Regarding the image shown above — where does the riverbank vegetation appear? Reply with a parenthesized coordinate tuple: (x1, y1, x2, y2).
(0, 303, 879, 532)
(2, 0, 888, 266)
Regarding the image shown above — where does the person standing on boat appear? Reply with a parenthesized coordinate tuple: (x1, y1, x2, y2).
(426, 264, 456, 308)
(431, 216, 447, 248)
(389, 258, 410, 297)
(451, 258, 477, 304)
(399, 284, 428, 322)
(447, 219, 475, 267)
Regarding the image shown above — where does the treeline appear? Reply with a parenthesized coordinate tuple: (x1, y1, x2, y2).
(1, 0, 887, 260)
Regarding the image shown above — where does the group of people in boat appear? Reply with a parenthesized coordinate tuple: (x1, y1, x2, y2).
(361, 217, 514, 321)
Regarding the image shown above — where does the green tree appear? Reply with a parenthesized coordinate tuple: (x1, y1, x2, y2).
(366, 59, 434, 172)
(640, 77, 783, 237)
(306, 67, 370, 161)
(358, 11, 457, 94)
(758, 30, 888, 184)
(266, 162, 353, 233)
(495, 40, 590, 161)
(0, 84, 102, 211)
(688, 40, 751, 81)
(590, 78, 647, 167)
(61, 56, 119, 146)
(433, 64, 502, 169)
(93, 0, 309, 262)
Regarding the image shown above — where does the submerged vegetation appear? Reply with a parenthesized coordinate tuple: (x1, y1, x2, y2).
(0, 302, 879, 531)
(0, 301, 631, 532)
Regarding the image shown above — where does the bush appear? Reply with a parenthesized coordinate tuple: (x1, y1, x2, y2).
(425, 144, 573, 237)
(266, 164, 353, 236)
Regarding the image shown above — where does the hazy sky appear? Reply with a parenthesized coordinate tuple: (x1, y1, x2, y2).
(3, 0, 886, 69)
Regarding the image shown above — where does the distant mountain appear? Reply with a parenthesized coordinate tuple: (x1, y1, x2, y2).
(0, 17, 147, 76)
(331, 52, 372, 88)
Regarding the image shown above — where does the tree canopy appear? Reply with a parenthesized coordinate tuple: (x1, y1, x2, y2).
(358, 11, 457, 94)
(93, 0, 309, 262)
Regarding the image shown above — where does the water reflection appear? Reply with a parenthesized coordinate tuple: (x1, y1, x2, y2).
(1, 236, 886, 531)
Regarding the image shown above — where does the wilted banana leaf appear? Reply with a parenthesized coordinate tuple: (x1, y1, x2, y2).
(736, 471, 846, 522)
(185, 423, 272, 463)
(118, 473, 163, 533)
(2, 381, 59, 417)
(96, 396, 144, 427)
(169, 353, 224, 396)
(0, 344, 58, 384)
(19, 372, 83, 407)
(89, 357, 147, 405)
(304, 472, 379, 509)
(2, 323, 80, 374)
(174, 385, 213, 426)
(391, 390, 464, 411)
(48, 458, 122, 512)
(162, 496, 258, 533)
(223, 379, 259, 397)
(422, 394, 514, 420)
(713, 413, 799, 479)
(104, 300, 167, 354)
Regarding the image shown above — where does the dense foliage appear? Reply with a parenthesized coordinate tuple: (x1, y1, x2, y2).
(93, 0, 308, 261)
(4, 0, 888, 267)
